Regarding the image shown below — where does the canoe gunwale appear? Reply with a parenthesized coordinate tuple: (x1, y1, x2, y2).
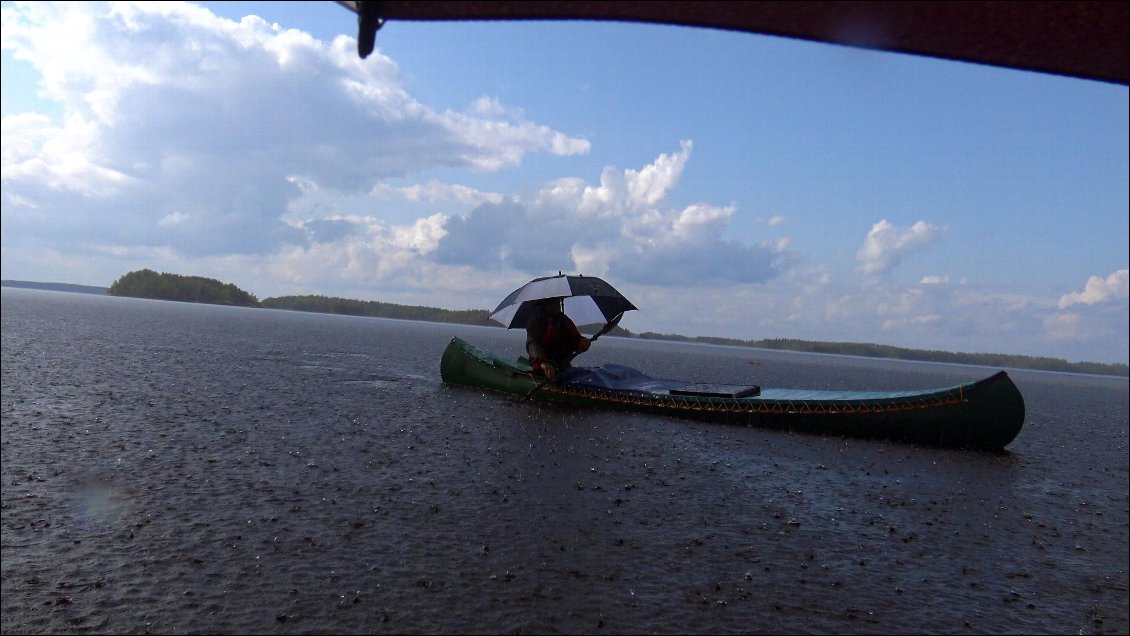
(531, 377, 972, 415)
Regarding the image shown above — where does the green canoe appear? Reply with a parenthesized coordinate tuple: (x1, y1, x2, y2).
(440, 337, 1026, 451)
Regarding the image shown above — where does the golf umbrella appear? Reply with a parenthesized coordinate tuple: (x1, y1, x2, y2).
(489, 273, 637, 330)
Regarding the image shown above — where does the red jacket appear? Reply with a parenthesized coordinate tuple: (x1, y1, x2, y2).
(526, 307, 584, 370)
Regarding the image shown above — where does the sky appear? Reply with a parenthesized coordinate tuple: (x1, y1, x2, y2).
(2, 1, 1127, 364)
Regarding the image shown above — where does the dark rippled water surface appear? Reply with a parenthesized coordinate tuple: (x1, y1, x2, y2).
(3, 287, 1127, 635)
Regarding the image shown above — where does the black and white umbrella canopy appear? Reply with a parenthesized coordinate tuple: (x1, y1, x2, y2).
(489, 274, 637, 330)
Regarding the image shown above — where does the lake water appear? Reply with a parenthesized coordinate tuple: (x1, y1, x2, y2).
(2, 287, 1127, 634)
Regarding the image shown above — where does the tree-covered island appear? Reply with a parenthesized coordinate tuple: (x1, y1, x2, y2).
(95, 270, 1127, 377)
(108, 269, 258, 306)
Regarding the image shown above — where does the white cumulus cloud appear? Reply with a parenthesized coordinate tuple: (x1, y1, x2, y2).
(1057, 269, 1129, 308)
(856, 219, 943, 274)
(1, 1, 588, 259)
(432, 142, 788, 286)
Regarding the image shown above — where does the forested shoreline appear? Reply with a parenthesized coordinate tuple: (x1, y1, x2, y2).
(8, 273, 1127, 377)
(259, 295, 496, 326)
(636, 332, 1127, 377)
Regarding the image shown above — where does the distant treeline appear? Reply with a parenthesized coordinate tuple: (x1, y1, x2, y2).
(89, 271, 1128, 377)
(637, 332, 1129, 377)
(0, 280, 107, 295)
(260, 295, 496, 326)
(108, 269, 258, 307)
(259, 295, 635, 332)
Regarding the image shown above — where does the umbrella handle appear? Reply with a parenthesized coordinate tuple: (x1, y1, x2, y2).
(588, 311, 624, 343)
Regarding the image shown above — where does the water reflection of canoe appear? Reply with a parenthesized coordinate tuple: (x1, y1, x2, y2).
(439, 337, 1025, 451)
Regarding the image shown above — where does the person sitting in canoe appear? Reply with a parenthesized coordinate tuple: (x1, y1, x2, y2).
(526, 297, 590, 380)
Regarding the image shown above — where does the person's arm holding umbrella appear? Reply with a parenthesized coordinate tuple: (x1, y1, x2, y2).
(561, 311, 592, 361)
